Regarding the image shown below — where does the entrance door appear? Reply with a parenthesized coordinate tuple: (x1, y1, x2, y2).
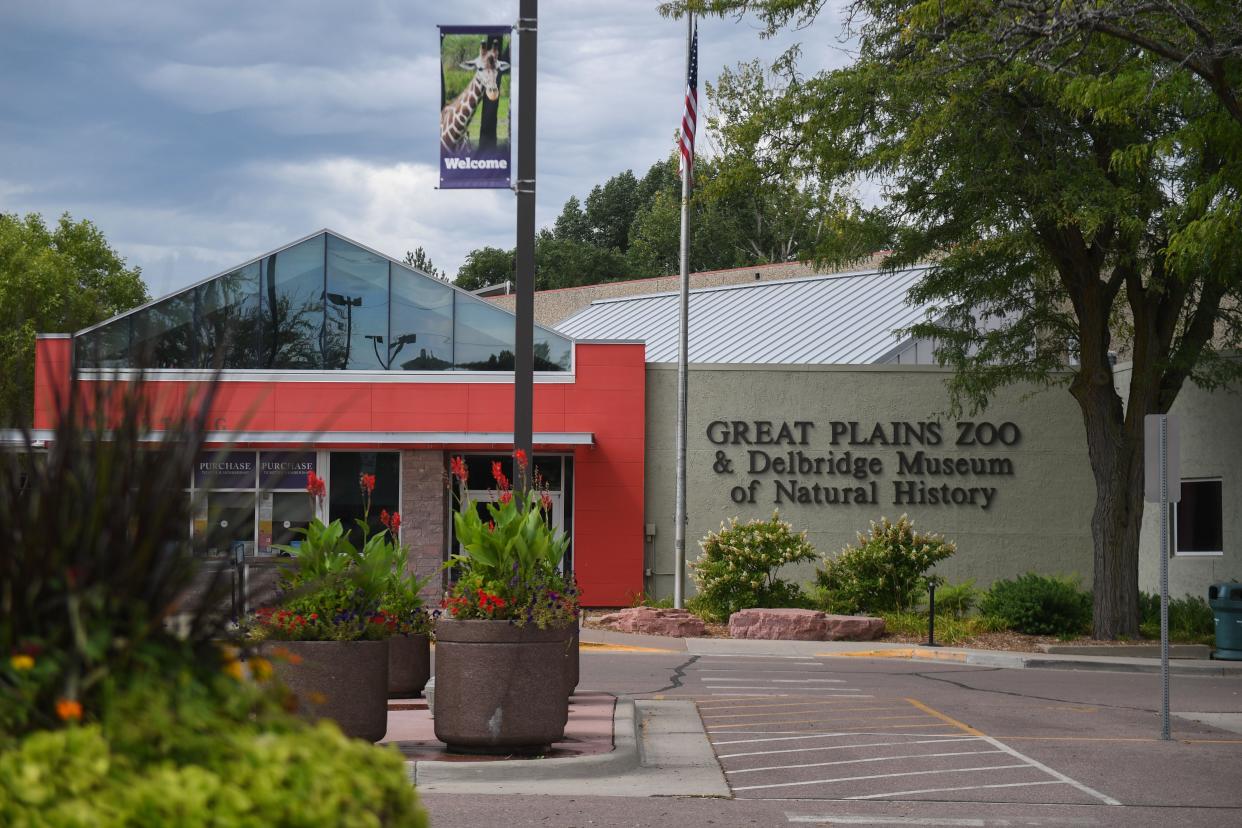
(467, 489, 565, 530)
(328, 452, 400, 545)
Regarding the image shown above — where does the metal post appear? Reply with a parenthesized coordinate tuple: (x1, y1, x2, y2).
(513, 0, 537, 490)
(672, 13, 693, 609)
(927, 582, 938, 647)
(1159, 417, 1171, 740)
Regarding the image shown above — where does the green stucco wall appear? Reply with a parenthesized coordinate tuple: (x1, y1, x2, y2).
(643, 364, 1097, 600)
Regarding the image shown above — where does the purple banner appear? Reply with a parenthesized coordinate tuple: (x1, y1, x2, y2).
(440, 25, 512, 189)
(259, 452, 317, 490)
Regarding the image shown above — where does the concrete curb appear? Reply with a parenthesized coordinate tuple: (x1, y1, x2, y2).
(412, 698, 637, 787)
(828, 646, 1242, 675)
(580, 627, 1242, 676)
(411, 697, 731, 797)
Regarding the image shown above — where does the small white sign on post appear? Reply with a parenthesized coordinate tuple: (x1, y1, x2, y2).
(1144, 413, 1180, 741)
(1145, 414, 1181, 503)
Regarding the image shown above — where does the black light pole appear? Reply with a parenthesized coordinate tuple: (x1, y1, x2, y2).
(513, 0, 536, 489)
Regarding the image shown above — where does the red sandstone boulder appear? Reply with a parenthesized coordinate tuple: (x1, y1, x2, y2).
(728, 608, 885, 641)
(595, 607, 706, 637)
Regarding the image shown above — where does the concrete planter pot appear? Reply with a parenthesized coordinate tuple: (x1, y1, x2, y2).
(388, 633, 431, 698)
(269, 640, 389, 742)
(433, 619, 571, 754)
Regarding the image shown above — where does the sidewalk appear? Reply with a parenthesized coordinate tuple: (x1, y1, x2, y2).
(580, 627, 1242, 677)
(407, 697, 729, 797)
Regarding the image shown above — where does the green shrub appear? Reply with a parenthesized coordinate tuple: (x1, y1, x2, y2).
(0, 721, 426, 827)
(814, 515, 957, 614)
(924, 579, 983, 619)
(980, 573, 1091, 637)
(689, 512, 818, 622)
(1138, 593, 1216, 644)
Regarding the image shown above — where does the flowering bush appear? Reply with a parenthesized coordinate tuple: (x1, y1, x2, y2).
(251, 472, 434, 642)
(445, 452, 578, 629)
(815, 515, 956, 614)
(688, 512, 818, 622)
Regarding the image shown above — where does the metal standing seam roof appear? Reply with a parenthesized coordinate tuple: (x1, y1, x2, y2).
(554, 266, 935, 364)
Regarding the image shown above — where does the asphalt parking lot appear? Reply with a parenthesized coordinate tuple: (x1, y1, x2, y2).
(422, 647, 1242, 827)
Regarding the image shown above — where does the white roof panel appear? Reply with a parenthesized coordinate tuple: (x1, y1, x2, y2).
(555, 267, 935, 364)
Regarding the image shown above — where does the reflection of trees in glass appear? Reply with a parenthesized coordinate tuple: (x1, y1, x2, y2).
(262, 293, 321, 369)
(322, 294, 359, 370)
(196, 267, 261, 369)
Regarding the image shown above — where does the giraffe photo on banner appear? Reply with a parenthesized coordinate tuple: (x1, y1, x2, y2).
(439, 25, 512, 189)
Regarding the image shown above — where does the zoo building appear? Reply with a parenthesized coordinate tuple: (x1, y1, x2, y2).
(30, 231, 1241, 604)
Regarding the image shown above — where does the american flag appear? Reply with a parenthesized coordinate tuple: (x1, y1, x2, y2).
(680, 19, 698, 179)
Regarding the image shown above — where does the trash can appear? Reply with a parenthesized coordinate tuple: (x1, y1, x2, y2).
(1208, 582, 1242, 661)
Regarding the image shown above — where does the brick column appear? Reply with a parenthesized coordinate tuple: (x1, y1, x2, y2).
(399, 450, 448, 602)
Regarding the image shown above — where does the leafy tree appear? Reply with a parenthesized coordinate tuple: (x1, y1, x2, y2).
(0, 213, 147, 424)
(534, 232, 630, 289)
(583, 170, 642, 253)
(977, 1, 1242, 125)
(403, 246, 446, 280)
(454, 246, 513, 291)
(552, 196, 593, 245)
(667, 0, 1242, 637)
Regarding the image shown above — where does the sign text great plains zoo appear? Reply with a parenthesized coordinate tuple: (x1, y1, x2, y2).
(705, 420, 1020, 511)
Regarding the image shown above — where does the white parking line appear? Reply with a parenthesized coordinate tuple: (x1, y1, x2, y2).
(695, 654, 820, 659)
(970, 733, 1120, 806)
(786, 812, 1099, 825)
(702, 678, 848, 683)
(726, 749, 1005, 774)
(731, 763, 1031, 792)
(715, 731, 973, 746)
(718, 737, 983, 760)
(844, 780, 1067, 800)
(710, 695, 874, 700)
(702, 706, 908, 719)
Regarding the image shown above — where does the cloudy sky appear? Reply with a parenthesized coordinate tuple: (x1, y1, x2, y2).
(0, 1, 853, 296)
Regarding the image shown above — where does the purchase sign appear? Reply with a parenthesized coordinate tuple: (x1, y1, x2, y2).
(195, 451, 256, 489)
(706, 419, 1021, 511)
(439, 25, 511, 189)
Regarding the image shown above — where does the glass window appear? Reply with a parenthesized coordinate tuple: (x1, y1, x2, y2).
(534, 327, 572, 371)
(328, 452, 399, 545)
(262, 234, 325, 369)
(389, 263, 454, 370)
(324, 235, 389, 370)
(453, 293, 515, 370)
(1175, 479, 1223, 555)
(201, 490, 256, 558)
(76, 315, 132, 369)
(196, 263, 261, 368)
(130, 291, 196, 368)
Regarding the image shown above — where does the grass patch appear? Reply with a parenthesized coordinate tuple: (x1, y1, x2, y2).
(881, 612, 1008, 645)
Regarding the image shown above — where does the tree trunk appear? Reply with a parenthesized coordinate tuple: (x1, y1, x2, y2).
(1073, 376, 1144, 639)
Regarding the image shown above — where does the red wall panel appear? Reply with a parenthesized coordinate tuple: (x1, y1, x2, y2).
(33, 341, 646, 606)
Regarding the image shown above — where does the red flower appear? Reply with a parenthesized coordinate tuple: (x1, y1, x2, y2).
(499, 491, 512, 505)
(306, 472, 326, 500)
(541, 492, 553, 512)
(389, 512, 401, 533)
(514, 449, 527, 468)
(359, 473, 376, 495)
(379, 509, 390, 528)
(450, 456, 468, 483)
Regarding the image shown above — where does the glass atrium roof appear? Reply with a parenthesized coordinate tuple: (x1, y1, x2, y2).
(75, 231, 572, 372)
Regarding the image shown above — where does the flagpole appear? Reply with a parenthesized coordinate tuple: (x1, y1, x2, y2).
(673, 13, 693, 609)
